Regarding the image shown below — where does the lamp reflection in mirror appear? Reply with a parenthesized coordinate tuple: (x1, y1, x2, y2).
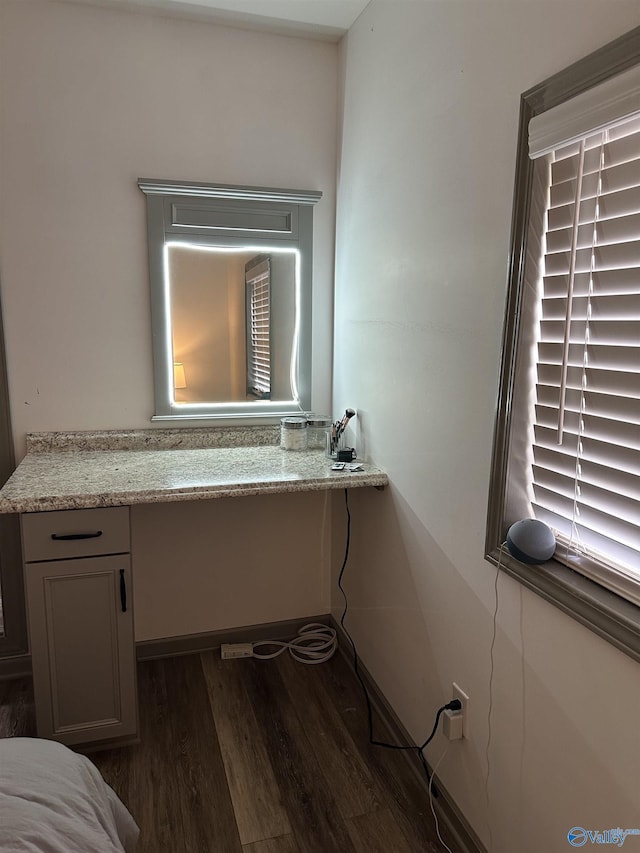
(173, 362, 187, 390)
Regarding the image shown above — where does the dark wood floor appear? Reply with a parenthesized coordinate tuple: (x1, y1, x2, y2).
(0, 649, 459, 853)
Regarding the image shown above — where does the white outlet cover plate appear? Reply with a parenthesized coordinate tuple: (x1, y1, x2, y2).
(452, 682, 469, 737)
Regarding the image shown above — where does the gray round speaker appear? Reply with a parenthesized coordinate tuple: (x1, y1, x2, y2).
(506, 519, 556, 564)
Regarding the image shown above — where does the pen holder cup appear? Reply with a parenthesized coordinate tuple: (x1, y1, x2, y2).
(326, 431, 356, 461)
(326, 430, 338, 459)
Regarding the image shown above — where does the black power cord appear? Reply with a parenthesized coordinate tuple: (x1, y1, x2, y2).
(337, 489, 461, 789)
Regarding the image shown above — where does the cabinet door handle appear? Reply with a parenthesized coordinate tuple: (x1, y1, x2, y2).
(120, 569, 127, 613)
(51, 530, 103, 541)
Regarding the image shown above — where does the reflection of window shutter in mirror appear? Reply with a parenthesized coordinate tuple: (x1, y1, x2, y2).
(246, 257, 271, 400)
(529, 113, 640, 598)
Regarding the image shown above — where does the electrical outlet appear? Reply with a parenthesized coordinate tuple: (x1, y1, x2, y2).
(452, 682, 469, 738)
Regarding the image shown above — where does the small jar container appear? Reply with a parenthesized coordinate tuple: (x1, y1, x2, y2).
(306, 414, 332, 450)
(280, 417, 308, 451)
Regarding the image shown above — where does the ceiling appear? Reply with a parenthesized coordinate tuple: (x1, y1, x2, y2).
(69, 0, 371, 39)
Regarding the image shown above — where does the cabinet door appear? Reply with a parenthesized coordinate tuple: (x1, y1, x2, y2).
(25, 555, 137, 746)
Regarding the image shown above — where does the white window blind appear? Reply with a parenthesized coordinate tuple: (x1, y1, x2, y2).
(246, 258, 271, 399)
(529, 63, 640, 159)
(529, 111, 640, 602)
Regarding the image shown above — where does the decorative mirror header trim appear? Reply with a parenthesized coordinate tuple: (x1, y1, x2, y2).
(138, 178, 322, 207)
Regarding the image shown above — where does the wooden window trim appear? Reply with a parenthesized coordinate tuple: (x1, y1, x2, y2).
(485, 26, 640, 662)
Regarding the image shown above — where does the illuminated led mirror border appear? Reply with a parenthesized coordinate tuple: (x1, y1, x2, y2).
(163, 242, 302, 410)
(139, 179, 321, 422)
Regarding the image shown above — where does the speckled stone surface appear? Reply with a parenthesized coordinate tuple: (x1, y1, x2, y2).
(0, 444, 388, 513)
(26, 426, 280, 453)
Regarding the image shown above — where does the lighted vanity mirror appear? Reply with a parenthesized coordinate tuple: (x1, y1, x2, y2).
(139, 179, 321, 420)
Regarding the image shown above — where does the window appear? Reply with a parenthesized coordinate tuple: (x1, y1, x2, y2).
(529, 109, 640, 601)
(246, 256, 272, 400)
(486, 26, 640, 660)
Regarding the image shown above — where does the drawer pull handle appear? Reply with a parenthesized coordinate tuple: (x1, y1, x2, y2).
(120, 569, 127, 613)
(51, 530, 103, 541)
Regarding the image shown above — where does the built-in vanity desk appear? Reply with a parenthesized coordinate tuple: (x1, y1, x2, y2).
(0, 427, 387, 748)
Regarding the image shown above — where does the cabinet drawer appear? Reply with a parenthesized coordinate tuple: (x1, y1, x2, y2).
(22, 507, 130, 562)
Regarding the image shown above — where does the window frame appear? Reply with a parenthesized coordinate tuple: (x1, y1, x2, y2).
(486, 25, 640, 662)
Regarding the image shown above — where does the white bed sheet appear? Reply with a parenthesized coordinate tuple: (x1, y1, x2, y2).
(0, 737, 139, 852)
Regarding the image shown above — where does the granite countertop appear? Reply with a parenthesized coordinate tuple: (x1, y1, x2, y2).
(0, 429, 388, 513)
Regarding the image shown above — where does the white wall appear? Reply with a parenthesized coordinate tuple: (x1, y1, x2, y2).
(0, 0, 337, 639)
(0, 0, 336, 458)
(333, 3, 640, 852)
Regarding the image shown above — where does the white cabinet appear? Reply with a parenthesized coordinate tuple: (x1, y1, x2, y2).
(22, 507, 138, 748)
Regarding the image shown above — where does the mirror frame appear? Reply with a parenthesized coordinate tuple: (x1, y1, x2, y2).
(139, 178, 321, 421)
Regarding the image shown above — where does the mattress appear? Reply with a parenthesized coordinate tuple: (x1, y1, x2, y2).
(0, 737, 139, 852)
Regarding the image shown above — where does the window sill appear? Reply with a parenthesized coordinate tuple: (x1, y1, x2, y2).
(485, 547, 640, 663)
